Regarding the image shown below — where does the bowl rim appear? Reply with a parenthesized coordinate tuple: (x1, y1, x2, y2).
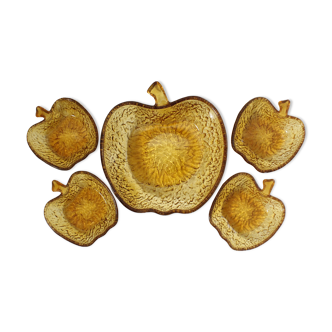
(231, 97, 306, 173)
(44, 171, 118, 247)
(101, 95, 228, 215)
(209, 172, 286, 251)
(27, 98, 99, 171)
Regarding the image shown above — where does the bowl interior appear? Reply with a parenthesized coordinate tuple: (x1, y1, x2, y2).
(102, 98, 227, 214)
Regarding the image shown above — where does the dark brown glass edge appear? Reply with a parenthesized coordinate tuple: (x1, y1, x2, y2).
(25, 97, 99, 172)
(207, 171, 287, 251)
(99, 95, 229, 216)
(230, 96, 307, 174)
(43, 170, 119, 247)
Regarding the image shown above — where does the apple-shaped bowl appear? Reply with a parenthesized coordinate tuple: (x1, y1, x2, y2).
(232, 97, 305, 172)
(101, 82, 227, 215)
(44, 171, 118, 246)
(209, 172, 285, 250)
(27, 98, 98, 170)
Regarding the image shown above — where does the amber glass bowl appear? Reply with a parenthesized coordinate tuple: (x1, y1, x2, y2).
(209, 173, 285, 250)
(27, 98, 98, 170)
(232, 98, 305, 172)
(101, 82, 227, 215)
(44, 171, 118, 246)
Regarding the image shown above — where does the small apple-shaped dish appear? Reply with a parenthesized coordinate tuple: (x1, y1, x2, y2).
(101, 82, 227, 215)
(209, 173, 285, 250)
(44, 171, 118, 246)
(27, 98, 98, 170)
(232, 98, 305, 172)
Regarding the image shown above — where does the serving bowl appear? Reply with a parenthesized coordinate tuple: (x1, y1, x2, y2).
(101, 82, 227, 215)
(27, 98, 98, 170)
(232, 97, 305, 172)
(210, 172, 285, 250)
(44, 171, 118, 246)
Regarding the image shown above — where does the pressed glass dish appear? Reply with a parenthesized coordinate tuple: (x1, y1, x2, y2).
(101, 82, 227, 215)
(44, 171, 118, 246)
(232, 98, 305, 172)
(27, 98, 98, 170)
(209, 172, 285, 250)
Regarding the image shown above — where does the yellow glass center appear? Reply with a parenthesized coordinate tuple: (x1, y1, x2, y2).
(222, 191, 267, 233)
(48, 116, 89, 158)
(64, 188, 107, 231)
(127, 122, 203, 187)
(242, 117, 285, 158)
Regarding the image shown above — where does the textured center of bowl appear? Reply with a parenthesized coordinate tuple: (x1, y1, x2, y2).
(64, 188, 107, 231)
(127, 122, 203, 187)
(222, 191, 267, 233)
(242, 118, 285, 158)
(48, 116, 89, 158)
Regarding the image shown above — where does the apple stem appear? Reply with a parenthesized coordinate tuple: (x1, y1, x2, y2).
(52, 180, 68, 195)
(36, 106, 51, 120)
(147, 82, 170, 107)
(278, 100, 290, 117)
(262, 179, 275, 196)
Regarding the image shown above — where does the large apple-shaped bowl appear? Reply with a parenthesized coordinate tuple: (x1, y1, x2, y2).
(27, 98, 98, 170)
(209, 172, 285, 250)
(101, 82, 227, 215)
(44, 171, 118, 246)
(232, 97, 305, 172)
